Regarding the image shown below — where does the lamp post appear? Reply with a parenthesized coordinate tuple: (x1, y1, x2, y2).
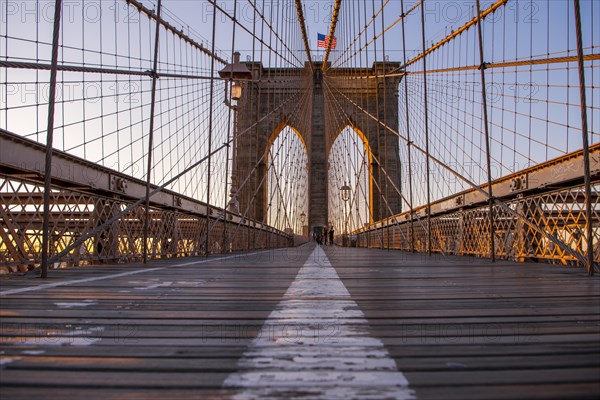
(340, 182, 351, 246)
(219, 52, 252, 215)
(227, 101, 240, 214)
(300, 211, 306, 237)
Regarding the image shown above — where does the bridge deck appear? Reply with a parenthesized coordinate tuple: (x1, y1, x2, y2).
(1, 244, 599, 399)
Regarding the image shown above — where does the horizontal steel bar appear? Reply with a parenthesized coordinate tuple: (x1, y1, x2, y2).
(365, 144, 600, 230)
(0, 128, 276, 232)
(0, 60, 217, 81)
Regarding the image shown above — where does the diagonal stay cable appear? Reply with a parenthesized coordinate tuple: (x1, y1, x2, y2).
(46, 85, 306, 264)
(328, 82, 588, 265)
(324, 78, 442, 251)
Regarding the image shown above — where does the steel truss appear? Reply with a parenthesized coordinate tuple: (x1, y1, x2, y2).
(0, 131, 291, 273)
(356, 146, 600, 269)
(0, 173, 290, 273)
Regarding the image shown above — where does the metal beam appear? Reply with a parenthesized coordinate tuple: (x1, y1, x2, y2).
(125, 0, 226, 65)
(366, 144, 600, 228)
(0, 128, 266, 229)
(295, 0, 313, 71)
(322, 0, 342, 72)
(404, 0, 508, 69)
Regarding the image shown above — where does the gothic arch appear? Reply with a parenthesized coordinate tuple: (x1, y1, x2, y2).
(233, 60, 402, 227)
(264, 120, 308, 164)
(329, 123, 375, 221)
(263, 122, 309, 228)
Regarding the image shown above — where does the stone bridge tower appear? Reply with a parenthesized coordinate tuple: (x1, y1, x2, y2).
(234, 60, 402, 233)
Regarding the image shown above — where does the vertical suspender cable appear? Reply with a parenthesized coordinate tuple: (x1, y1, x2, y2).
(371, 0, 382, 246)
(420, 1, 432, 256)
(223, 0, 239, 253)
(142, 0, 163, 264)
(400, 0, 415, 253)
(40, 0, 63, 278)
(475, 0, 496, 262)
(205, 2, 218, 255)
(573, 0, 595, 275)
(379, 0, 390, 250)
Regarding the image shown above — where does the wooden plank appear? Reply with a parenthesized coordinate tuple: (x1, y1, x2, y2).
(1, 352, 598, 372)
(0, 388, 235, 400)
(412, 383, 600, 400)
(1, 244, 599, 399)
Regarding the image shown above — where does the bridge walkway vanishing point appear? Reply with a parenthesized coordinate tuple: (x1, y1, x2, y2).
(1, 243, 599, 400)
(2, 0, 599, 279)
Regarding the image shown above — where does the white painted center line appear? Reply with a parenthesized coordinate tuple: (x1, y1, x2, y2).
(223, 245, 415, 400)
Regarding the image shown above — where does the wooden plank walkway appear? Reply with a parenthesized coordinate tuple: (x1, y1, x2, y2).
(1, 244, 599, 399)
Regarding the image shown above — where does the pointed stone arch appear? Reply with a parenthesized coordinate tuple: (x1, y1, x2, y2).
(233, 60, 402, 230)
(263, 122, 309, 229)
(264, 120, 308, 163)
(329, 122, 375, 223)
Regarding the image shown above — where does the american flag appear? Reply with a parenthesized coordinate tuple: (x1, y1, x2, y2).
(317, 33, 337, 49)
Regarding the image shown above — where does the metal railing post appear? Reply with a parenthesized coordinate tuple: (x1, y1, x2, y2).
(142, 0, 163, 264)
(420, 3, 432, 256)
(40, 0, 63, 278)
(475, 0, 497, 262)
(573, 0, 595, 275)
(205, 2, 218, 256)
(400, 0, 415, 253)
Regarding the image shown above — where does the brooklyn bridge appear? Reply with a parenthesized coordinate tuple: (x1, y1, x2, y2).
(0, 0, 599, 398)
